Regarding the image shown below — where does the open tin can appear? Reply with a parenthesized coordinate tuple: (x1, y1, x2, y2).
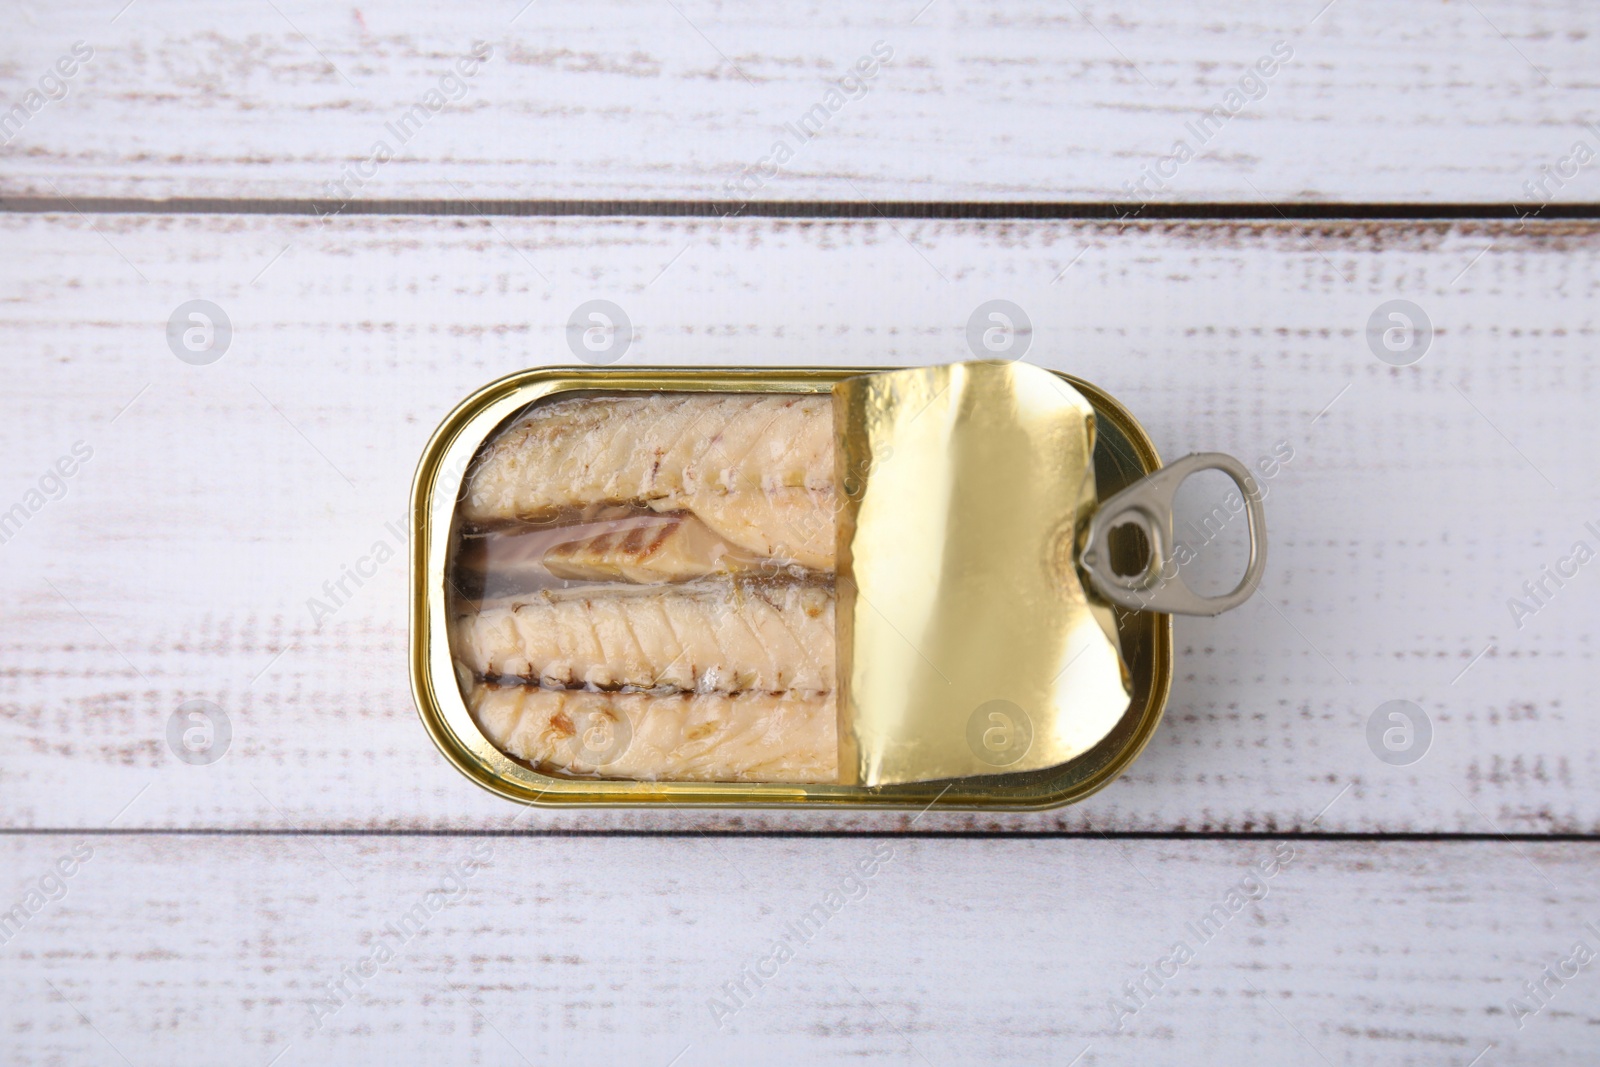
(410, 363, 1265, 811)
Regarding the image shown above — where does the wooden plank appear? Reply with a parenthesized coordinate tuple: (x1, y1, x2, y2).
(0, 835, 1592, 1063)
(1, 213, 1597, 832)
(2, 0, 1596, 203)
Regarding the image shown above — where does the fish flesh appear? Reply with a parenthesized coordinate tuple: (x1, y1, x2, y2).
(454, 578, 834, 692)
(466, 394, 834, 509)
(462, 394, 838, 569)
(672, 486, 835, 571)
(452, 394, 841, 784)
(542, 513, 762, 584)
(454, 513, 798, 601)
(468, 683, 837, 783)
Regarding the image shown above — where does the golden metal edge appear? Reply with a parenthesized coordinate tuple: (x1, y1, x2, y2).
(409, 365, 1173, 811)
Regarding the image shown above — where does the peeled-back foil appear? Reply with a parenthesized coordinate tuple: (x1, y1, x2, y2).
(834, 361, 1132, 786)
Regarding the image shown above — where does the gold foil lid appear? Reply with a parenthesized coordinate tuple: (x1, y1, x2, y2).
(835, 361, 1131, 786)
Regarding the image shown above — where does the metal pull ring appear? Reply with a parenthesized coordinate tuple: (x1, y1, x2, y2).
(1080, 452, 1268, 617)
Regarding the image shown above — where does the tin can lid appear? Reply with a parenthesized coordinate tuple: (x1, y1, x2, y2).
(834, 361, 1266, 786)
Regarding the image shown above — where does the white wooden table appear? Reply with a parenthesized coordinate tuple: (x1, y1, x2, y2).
(3, 1, 1598, 1062)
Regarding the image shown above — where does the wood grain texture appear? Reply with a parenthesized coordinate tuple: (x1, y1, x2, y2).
(1, 835, 1594, 1064)
(1, 212, 1597, 832)
(2, 0, 1598, 202)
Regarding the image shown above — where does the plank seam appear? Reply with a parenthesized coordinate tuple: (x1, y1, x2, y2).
(4, 198, 1600, 220)
(1, 829, 1594, 841)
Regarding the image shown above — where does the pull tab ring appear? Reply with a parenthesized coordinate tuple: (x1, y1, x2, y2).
(1080, 452, 1268, 617)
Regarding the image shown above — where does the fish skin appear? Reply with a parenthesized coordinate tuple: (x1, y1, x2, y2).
(462, 394, 837, 568)
(468, 683, 838, 783)
(454, 579, 835, 692)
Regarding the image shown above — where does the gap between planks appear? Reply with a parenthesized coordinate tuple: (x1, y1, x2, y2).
(3, 829, 1598, 842)
(4, 198, 1600, 219)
